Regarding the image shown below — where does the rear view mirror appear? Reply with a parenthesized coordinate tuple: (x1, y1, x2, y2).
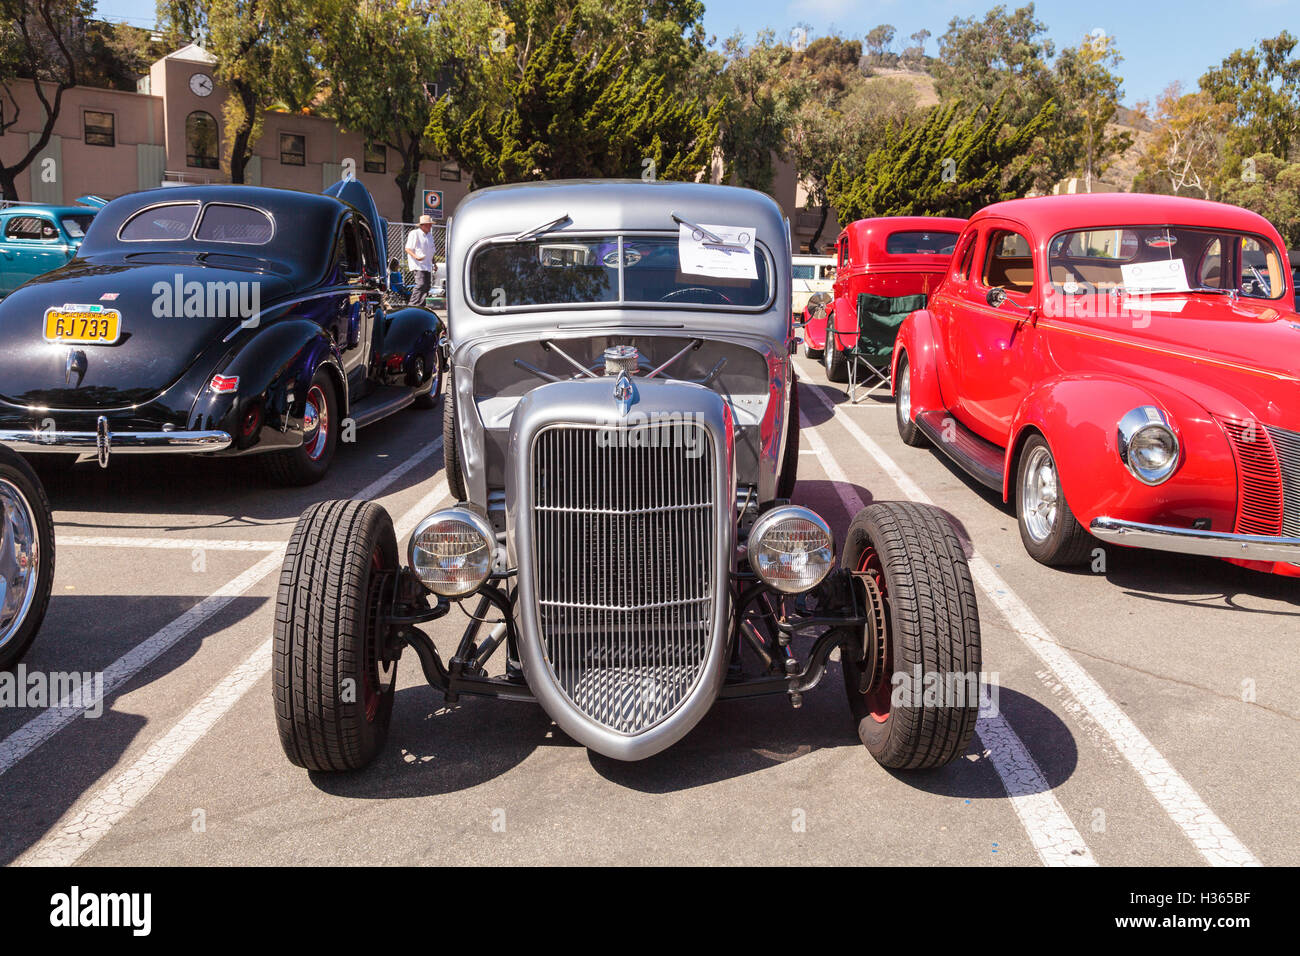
(986, 287, 1007, 308)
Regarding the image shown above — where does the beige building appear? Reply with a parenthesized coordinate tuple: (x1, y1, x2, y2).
(0, 43, 468, 224)
(1, 42, 832, 243)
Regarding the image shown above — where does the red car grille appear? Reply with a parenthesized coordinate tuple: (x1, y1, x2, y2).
(1218, 418, 1285, 536)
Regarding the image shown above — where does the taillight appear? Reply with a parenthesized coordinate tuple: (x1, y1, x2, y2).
(209, 374, 239, 393)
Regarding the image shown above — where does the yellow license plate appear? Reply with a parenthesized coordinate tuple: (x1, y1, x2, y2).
(44, 305, 121, 344)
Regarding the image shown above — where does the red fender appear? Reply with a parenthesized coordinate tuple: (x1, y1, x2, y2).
(826, 295, 858, 352)
(802, 304, 827, 352)
(891, 309, 944, 417)
(1004, 376, 1237, 534)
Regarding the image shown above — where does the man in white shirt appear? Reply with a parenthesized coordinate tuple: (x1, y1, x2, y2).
(405, 215, 436, 306)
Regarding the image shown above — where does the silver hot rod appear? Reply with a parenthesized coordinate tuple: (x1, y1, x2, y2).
(271, 180, 982, 771)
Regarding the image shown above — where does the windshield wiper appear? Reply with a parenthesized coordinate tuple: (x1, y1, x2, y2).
(513, 214, 571, 243)
(1131, 287, 1235, 297)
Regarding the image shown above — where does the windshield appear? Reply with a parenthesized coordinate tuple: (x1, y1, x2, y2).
(469, 234, 772, 309)
(60, 214, 95, 239)
(1049, 225, 1287, 301)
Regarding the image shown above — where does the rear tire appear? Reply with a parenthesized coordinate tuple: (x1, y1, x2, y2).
(840, 502, 981, 770)
(894, 354, 926, 447)
(442, 368, 468, 501)
(1015, 434, 1093, 567)
(273, 499, 400, 772)
(777, 369, 800, 499)
(264, 369, 338, 486)
(412, 354, 442, 410)
(824, 313, 848, 383)
(0, 447, 55, 671)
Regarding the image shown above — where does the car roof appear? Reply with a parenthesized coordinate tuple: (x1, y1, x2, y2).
(974, 193, 1283, 240)
(451, 179, 788, 249)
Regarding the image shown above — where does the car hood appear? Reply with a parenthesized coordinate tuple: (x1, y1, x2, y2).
(0, 258, 294, 410)
(1048, 293, 1300, 426)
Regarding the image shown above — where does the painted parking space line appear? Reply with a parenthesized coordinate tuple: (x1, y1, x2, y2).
(20, 479, 450, 866)
(800, 405, 1097, 867)
(798, 372, 1261, 867)
(0, 436, 443, 780)
(59, 536, 281, 552)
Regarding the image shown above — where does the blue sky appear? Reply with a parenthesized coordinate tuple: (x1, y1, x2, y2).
(96, 0, 1298, 108)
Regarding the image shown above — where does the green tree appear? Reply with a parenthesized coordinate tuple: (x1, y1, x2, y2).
(863, 24, 895, 66)
(1200, 32, 1300, 161)
(707, 29, 804, 194)
(1133, 83, 1233, 198)
(1218, 153, 1300, 247)
(827, 95, 1056, 220)
(0, 0, 92, 200)
(1055, 30, 1131, 192)
(313, 0, 493, 221)
(159, 0, 317, 184)
(427, 18, 719, 186)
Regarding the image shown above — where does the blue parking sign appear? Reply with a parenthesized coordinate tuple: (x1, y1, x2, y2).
(422, 189, 444, 221)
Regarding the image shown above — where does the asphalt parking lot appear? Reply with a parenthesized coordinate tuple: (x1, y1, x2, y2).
(1, 351, 1295, 867)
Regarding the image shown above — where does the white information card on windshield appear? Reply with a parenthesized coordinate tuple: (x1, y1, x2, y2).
(1120, 259, 1189, 294)
(678, 223, 758, 280)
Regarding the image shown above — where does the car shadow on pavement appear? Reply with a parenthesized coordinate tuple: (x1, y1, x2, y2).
(25, 413, 442, 528)
(0, 593, 265, 866)
(306, 688, 554, 798)
(1094, 544, 1300, 612)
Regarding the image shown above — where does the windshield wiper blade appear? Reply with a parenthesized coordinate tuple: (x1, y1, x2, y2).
(513, 214, 571, 242)
(1130, 287, 1234, 297)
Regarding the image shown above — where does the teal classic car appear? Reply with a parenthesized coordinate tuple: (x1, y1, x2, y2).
(0, 198, 106, 297)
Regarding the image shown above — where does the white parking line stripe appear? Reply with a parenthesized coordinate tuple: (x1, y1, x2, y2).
(60, 536, 281, 551)
(801, 408, 1096, 867)
(799, 373, 1261, 867)
(19, 480, 450, 866)
(0, 436, 443, 780)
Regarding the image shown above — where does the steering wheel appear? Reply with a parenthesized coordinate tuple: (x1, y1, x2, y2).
(660, 287, 733, 304)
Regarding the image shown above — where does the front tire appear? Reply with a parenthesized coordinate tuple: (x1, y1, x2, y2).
(1015, 434, 1093, 566)
(777, 369, 800, 499)
(840, 502, 981, 770)
(273, 499, 400, 772)
(0, 447, 55, 670)
(442, 367, 468, 501)
(824, 313, 848, 383)
(264, 369, 338, 486)
(894, 354, 926, 447)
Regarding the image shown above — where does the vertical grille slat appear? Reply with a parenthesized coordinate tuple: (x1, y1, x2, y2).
(531, 422, 717, 735)
(1217, 417, 1299, 538)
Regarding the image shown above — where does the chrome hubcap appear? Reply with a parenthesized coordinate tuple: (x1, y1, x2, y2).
(304, 384, 329, 461)
(1021, 446, 1059, 543)
(897, 361, 911, 425)
(0, 478, 40, 652)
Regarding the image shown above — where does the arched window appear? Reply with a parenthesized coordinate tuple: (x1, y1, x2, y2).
(186, 111, 219, 169)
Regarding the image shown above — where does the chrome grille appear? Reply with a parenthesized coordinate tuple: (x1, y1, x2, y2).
(1266, 424, 1300, 537)
(530, 422, 717, 734)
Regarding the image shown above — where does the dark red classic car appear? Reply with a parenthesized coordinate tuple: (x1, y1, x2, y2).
(806, 216, 965, 381)
(893, 193, 1299, 577)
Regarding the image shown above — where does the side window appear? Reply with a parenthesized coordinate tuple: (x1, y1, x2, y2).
(356, 220, 378, 276)
(336, 218, 362, 276)
(5, 216, 58, 241)
(955, 233, 978, 280)
(982, 229, 1034, 295)
(837, 236, 849, 267)
(1197, 238, 1224, 288)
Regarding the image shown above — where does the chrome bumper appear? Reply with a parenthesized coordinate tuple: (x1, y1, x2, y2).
(1090, 517, 1300, 564)
(0, 416, 231, 468)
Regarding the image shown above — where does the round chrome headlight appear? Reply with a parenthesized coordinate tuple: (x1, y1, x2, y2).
(408, 507, 495, 597)
(746, 505, 835, 594)
(1117, 406, 1179, 485)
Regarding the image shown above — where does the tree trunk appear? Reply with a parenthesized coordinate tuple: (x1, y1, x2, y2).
(0, 171, 18, 201)
(395, 138, 421, 222)
(227, 83, 258, 184)
(807, 200, 830, 254)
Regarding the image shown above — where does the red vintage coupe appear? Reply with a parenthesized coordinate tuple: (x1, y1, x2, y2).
(806, 216, 966, 379)
(893, 193, 1299, 577)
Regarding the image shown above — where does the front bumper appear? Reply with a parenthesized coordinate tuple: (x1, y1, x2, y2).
(1090, 517, 1300, 564)
(0, 415, 231, 467)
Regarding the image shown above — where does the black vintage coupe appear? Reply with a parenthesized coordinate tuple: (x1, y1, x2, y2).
(0, 180, 442, 484)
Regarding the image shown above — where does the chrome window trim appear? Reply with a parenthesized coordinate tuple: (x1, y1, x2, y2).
(193, 201, 277, 246)
(115, 200, 202, 243)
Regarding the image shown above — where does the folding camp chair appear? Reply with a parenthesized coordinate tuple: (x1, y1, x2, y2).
(845, 293, 927, 403)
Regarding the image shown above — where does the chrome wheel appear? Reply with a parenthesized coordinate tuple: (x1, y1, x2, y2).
(1020, 445, 1059, 544)
(0, 478, 41, 655)
(304, 384, 329, 461)
(896, 360, 911, 427)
